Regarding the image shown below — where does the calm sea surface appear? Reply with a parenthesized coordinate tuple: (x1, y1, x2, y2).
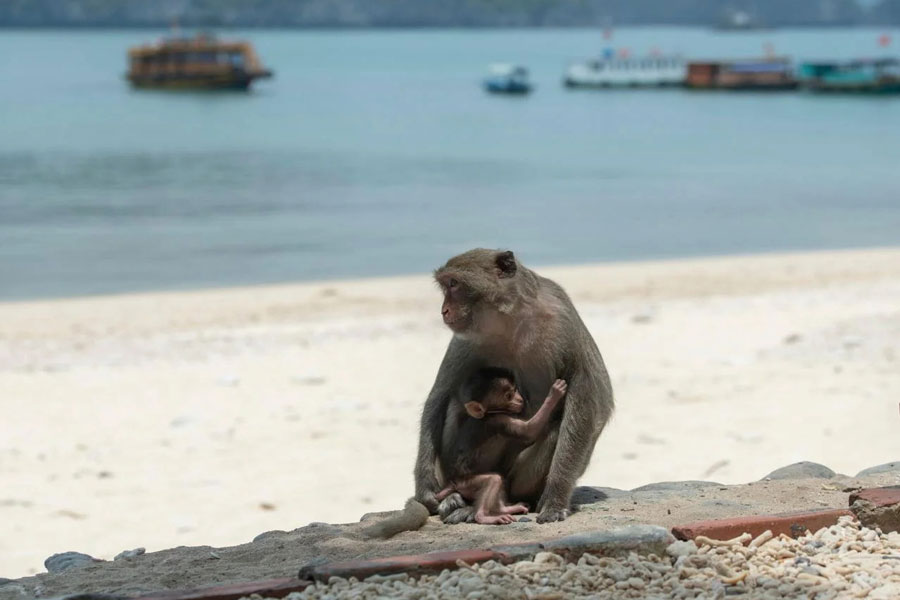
(1, 27, 899, 300)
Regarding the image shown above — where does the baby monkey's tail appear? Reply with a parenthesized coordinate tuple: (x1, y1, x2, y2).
(361, 498, 429, 539)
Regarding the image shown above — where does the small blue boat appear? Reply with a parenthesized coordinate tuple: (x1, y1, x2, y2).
(483, 64, 533, 95)
(798, 59, 900, 93)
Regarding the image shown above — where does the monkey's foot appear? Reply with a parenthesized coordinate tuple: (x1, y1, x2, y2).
(536, 506, 570, 523)
(443, 506, 476, 524)
(501, 503, 529, 515)
(475, 513, 514, 525)
(437, 493, 467, 520)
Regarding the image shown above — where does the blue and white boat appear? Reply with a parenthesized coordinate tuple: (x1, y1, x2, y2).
(482, 64, 532, 95)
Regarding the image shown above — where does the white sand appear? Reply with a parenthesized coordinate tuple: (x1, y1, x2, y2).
(1, 247, 898, 579)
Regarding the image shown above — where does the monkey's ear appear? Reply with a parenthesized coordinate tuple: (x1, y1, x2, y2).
(464, 401, 486, 419)
(495, 250, 517, 278)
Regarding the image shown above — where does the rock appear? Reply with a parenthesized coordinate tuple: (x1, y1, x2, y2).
(517, 517, 532, 522)
(113, 548, 145, 561)
(631, 481, 723, 493)
(850, 487, 900, 533)
(856, 462, 900, 477)
(252, 530, 289, 543)
(666, 540, 698, 559)
(870, 583, 900, 600)
(0, 578, 13, 586)
(571, 486, 628, 506)
(763, 462, 835, 480)
(541, 525, 675, 561)
(44, 551, 99, 573)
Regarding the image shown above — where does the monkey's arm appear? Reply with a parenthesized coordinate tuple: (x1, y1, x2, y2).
(537, 356, 613, 523)
(491, 385, 564, 444)
(414, 339, 473, 513)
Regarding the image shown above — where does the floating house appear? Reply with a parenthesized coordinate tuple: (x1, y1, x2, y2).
(482, 64, 533, 95)
(564, 56, 686, 88)
(798, 59, 900, 93)
(127, 33, 273, 90)
(686, 58, 797, 90)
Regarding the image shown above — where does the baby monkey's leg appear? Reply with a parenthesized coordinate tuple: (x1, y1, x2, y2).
(434, 486, 456, 501)
(469, 474, 515, 525)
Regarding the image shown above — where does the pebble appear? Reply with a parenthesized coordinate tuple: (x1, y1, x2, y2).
(44, 552, 98, 573)
(264, 517, 900, 600)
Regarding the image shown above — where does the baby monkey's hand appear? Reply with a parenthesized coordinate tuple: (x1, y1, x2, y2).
(547, 379, 568, 403)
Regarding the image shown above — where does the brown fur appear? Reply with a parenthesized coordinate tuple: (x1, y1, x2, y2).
(415, 249, 614, 523)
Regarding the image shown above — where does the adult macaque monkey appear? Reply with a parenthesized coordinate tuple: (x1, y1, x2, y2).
(416, 249, 614, 523)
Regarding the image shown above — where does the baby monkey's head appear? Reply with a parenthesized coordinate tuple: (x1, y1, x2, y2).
(464, 367, 524, 419)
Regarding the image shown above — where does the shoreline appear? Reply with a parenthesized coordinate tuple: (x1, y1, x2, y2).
(2, 246, 899, 578)
(3, 244, 898, 307)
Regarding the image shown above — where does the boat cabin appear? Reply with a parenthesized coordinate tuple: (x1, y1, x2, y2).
(127, 33, 272, 90)
(686, 58, 796, 90)
(798, 59, 900, 93)
(564, 56, 686, 88)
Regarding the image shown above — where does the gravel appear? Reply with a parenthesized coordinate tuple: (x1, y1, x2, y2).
(254, 517, 900, 600)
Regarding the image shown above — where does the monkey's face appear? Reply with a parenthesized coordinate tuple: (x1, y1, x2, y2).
(437, 275, 474, 333)
(464, 379, 523, 419)
(434, 249, 519, 336)
(498, 381, 525, 414)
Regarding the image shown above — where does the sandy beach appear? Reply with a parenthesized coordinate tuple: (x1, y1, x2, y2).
(1, 247, 898, 579)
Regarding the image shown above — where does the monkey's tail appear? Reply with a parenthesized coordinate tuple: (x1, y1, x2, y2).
(361, 498, 429, 539)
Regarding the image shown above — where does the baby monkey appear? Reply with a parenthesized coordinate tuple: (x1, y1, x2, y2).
(437, 369, 568, 525)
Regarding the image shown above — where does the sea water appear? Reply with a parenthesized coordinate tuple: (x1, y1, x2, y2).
(1, 27, 899, 299)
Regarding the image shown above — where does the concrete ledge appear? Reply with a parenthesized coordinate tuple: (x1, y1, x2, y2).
(541, 525, 674, 561)
(135, 577, 310, 600)
(298, 549, 501, 582)
(672, 508, 854, 542)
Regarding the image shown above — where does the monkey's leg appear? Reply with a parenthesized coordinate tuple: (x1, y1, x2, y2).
(535, 380, 610, 523)
(414, 341, 476, 514)
(500, 502, 529, 515)
(434, 486, 455, 502)
(472, 475, 514, 525)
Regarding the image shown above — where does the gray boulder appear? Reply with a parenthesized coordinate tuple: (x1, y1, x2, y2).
(763, 462, 836, 480)
(44, 552, 99, 573)
(856, 462, 900, 477)
(631, 481, 723, 493)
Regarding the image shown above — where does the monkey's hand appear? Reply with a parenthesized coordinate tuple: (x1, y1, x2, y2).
(547, 379, 568, 404)
(415, 489, 440, 514)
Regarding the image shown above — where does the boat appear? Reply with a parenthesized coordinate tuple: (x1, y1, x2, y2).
(482, 64, 532, 95)
(715, 9, 769, 31)
(686, 58, 797, 90)
(798, 59, 900, 93)
(564, 55, 686, 88)
(126, 32, 273, 90)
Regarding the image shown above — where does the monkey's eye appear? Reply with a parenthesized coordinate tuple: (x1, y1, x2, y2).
(448, 278, 458, 289)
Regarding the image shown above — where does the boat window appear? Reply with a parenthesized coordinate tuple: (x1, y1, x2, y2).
(229, 52, 245, 67)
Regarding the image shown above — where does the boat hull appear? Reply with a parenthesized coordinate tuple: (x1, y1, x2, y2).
(128, 71, 271, 90)
(483, 80, 532, 94)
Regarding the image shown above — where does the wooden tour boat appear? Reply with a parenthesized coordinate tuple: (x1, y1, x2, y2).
(126, 33, 273, 90)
